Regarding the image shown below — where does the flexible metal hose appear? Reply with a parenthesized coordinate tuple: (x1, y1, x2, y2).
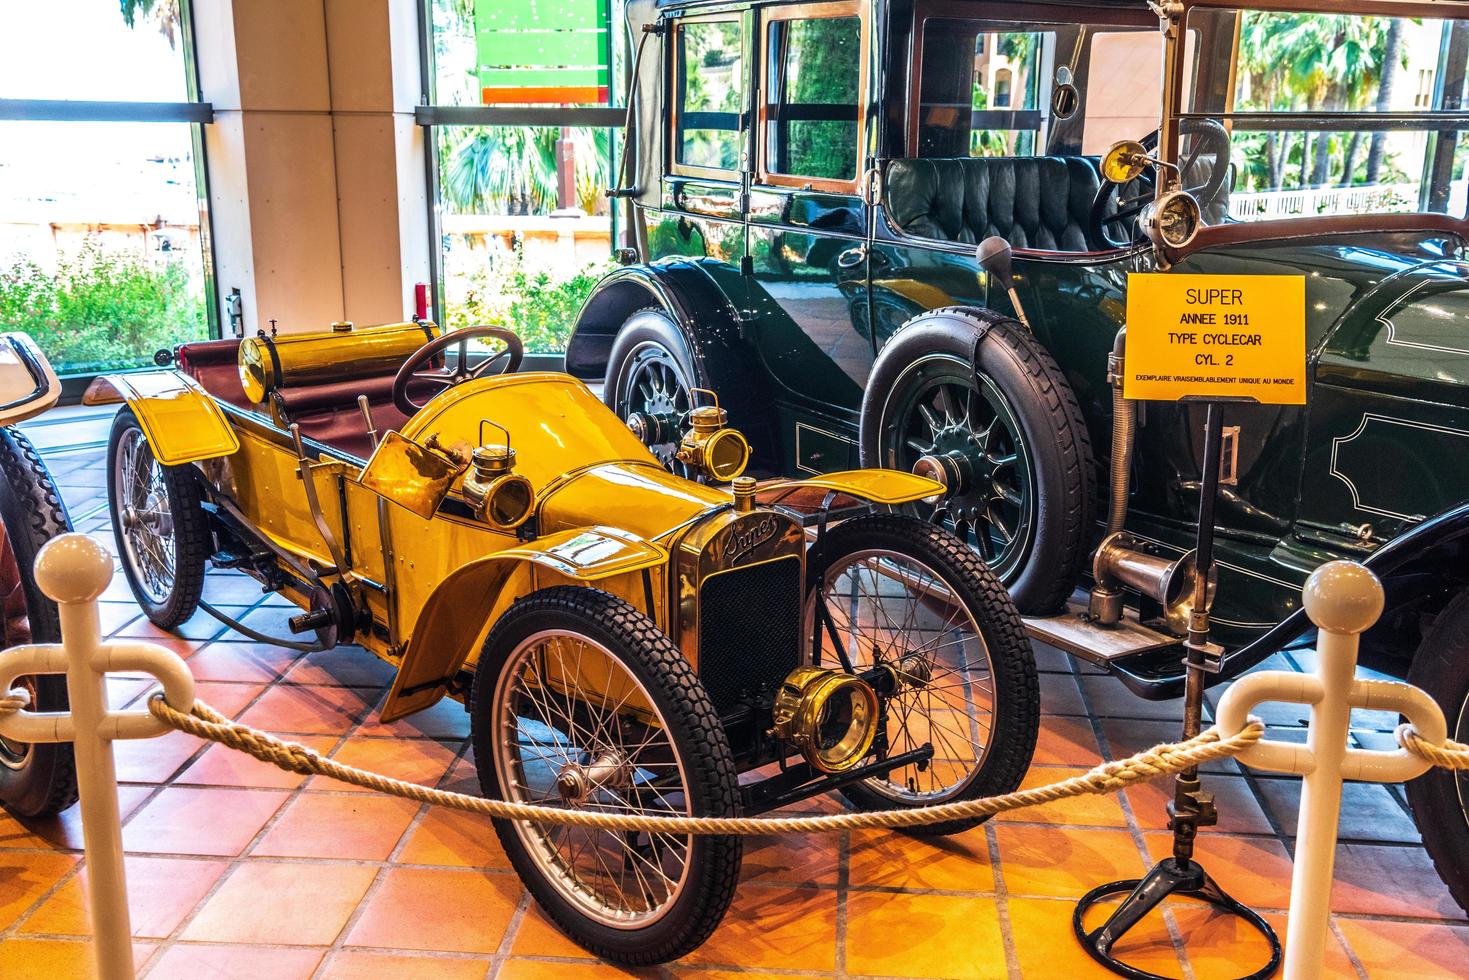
(1107, 327, 1135, 535)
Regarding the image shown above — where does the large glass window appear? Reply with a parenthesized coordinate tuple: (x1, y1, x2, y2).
(762, 12, 861, 184)
(1188, 8, 1469, 223)
(425, 0, 625, 354)
(675, 20, 744, 173)
(0, 1, 213, 376)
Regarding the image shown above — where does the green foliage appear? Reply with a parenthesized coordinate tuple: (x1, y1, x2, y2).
(444, 247, 609, 353)
(442, 127, 611, 215)
(777, 18, 861, 181)
(0, 242, 206, 374)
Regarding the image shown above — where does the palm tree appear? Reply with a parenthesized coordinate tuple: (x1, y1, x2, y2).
(119, 0, 182, 47)
(442, 127, 611, 215)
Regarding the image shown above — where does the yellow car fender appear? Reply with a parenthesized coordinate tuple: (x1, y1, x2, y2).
(754, 468, 944, 511)
(381, 525, 669, 721)
(84, 371, 240, 465)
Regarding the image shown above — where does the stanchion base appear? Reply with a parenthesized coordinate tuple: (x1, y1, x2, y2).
(1073, 858, 1281, 980)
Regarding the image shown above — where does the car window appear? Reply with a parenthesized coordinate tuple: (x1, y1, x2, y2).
(674, 19, 744, 174)
(910, 16, 1162, 159)
(761, 6, 864, 188)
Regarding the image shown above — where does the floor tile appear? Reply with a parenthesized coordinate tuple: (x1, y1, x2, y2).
(175, 734, 340, 789)
(684, 885, 837, 972)
(283, 646, 397, 688)
(345, 866, 521, 954)
(18, 855, 226, 939)
(352, 694, 472, 740)
(0, 850, 79, 929)
(395, 807, 510, 869)
(847, 828, 994, 892)
(1079, 674, 1193, 722)
(1098, 717, 1240, 775)
(1142, 833, 1294, 911)
(996, 826, 1146, 899)
(123, 786, 288, 856)
(994, 765, 1129, 828)
(183, 641, 300, 683)
(319, 950, 494, 979)
(739, 832, 841, 886)
(112, 729, 205, 783)
(1032, 714, 1106, 766)
(1124, 773, 1277, 837)
(181, 860, 377, 945)
(236, 683, 376, 735)
(845, 891, 1007, 979)
(252, 792, 420, 860)
(1174, 908, 1355, 979)
(144, 943, 325, 979)
(1253, 777, 1421, 844)
(315, 736, 461, 793)
(0, 937, 154, 980)
(1329, 841, 1465, 919)
(1011, 895, 1183, 978)
(1336, 916, 1469, 978)
(498, 961, 652, 979)
(1039, 670, 1088, 716)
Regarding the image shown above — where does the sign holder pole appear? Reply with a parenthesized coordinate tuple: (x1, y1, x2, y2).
(1072, 400, 1282, 980)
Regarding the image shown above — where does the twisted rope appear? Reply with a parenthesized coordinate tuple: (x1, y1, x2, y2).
(147, 694, 1265, 835)
(1397, 723, 1469, 770)
(0, 687, 30, 717)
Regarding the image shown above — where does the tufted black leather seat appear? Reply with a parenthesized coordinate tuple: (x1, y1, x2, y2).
(884, 156, 1103, 252)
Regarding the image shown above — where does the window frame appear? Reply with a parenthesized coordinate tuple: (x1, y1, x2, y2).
(903, 0, 1157, 158)
(0, 0, 220, 386)
(669, 12, 749, 182)
(756, 0, 869, 193)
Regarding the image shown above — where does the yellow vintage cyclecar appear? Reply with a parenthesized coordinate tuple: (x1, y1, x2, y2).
(91, 320, 1039, 963)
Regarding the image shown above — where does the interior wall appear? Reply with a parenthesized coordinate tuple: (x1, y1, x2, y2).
(193, 0, 430, 336)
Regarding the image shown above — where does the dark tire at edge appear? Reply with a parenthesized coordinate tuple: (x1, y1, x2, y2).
(0, 425, 78, 818)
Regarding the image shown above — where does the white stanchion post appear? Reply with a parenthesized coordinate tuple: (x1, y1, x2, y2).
(0, 533, 196, 980)
(1216, 560, 1447, 980)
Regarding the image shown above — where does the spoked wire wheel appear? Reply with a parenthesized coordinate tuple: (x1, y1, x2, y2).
(805, 515, 1039, 835)
(473, 587, 740, 964)
(619, 342, 693, 475)
(107, 408, 208, 628)
(113, 424, 176, 607)
(882, 353, 1036, 582)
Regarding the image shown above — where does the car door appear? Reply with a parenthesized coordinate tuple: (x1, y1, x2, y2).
(745, 1, 872, 473)
(659, 13, 749, 267)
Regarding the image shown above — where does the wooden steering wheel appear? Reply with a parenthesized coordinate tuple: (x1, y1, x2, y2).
(392, 325, 525, 415)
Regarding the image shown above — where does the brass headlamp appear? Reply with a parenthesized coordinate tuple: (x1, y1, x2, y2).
(771, 666, 879, 773)
(461, 444, 535, 531)
(674, 388, 750, 483)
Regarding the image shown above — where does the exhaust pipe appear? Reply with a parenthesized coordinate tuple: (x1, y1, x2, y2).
(1087, 325, 1217, 634)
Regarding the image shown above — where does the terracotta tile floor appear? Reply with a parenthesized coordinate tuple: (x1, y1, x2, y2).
(2, 408, 1468, 977)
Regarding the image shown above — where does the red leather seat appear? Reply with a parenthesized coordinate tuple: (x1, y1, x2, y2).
(177, 339, 250, 409)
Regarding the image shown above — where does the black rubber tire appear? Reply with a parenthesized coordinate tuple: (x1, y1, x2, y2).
(470, 586, 742, 964)
(1405, 589, 1469, 916)
(603, 308, 700, 475)
(106, 407, 210, 629)
(806, 513, 1039, 835)
(861, 308, 1096, 614)
(0, 426, 78, 818)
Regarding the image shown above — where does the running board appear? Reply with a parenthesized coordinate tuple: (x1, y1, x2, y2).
(1023, 600, 1182, 667)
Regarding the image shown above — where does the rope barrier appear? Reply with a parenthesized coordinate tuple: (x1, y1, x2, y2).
(147, 693, 1267, 835)
(1397, 723, 1469, 770)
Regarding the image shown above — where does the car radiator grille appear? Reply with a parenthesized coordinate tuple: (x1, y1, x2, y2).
(697, 555, 802, 715)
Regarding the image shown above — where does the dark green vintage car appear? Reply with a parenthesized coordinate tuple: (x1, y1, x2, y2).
(570, 0, 1469, 910)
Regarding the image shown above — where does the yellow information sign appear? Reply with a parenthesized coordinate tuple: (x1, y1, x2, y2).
(1123, 274, 1307, 405)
